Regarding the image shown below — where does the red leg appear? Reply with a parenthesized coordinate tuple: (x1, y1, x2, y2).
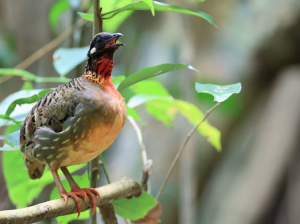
(61, 166, 101, 216)
(51, 169, 85, 218)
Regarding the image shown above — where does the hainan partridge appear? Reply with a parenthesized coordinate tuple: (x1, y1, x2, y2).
(20, 32, 126, 217)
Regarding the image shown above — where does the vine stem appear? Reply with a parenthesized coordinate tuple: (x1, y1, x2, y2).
(155, 102, 222, 200)
(90, 1, 103, 223)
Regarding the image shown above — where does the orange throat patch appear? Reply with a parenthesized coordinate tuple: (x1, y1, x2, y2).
(83, 56, 113, 86)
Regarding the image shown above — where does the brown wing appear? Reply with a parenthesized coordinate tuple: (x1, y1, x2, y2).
(20, 78, 86, 149)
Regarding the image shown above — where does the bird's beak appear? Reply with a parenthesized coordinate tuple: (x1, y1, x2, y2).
(105, 33, 125, 48)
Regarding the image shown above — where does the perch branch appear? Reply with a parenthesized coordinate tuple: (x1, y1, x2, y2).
(0, 177, 141, 224)
(156, 102, 222, 200)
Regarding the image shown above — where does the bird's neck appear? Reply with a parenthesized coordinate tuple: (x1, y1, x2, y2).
(83, 55, 114, 86)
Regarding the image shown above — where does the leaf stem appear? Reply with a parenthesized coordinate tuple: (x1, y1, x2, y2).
(155, 102, 222, 200)
(100, 154, 111, 184)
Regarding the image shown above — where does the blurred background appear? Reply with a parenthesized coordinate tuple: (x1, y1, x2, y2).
(1, 0, 300, 223)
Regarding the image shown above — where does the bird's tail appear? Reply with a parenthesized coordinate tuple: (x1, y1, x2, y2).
(22, 154, 46, 179)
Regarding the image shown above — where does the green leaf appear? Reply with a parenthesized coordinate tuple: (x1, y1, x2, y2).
(126, 106, 142, 122)
(142, 0, 155, 15)
(49, 0, 70, 32)
(176, 100, 221, 151)
(0, 144, 20, 151)
(3, 148, 86, 208)
(5, 89, 51, 117)
(77, 12, 93, 21)
(0, 115, 19, 125)
(0, 89, 46, 127)
(195, 83, 242, 102)
(50, 172, 90, 224)
(81, 1, 217, 28)
(103, 1, 217, 27)
(79, 0, 134, 33)
(21, 81, 34, 90)
(113, 191, 158, 220)
(118, 63, 198, 92)
(0, 130, 20, 146)
(0, 69, 71, 83)
(146, 100, 177, 127)
(53, 46, 89, 76)
(127, 94, 173, 108)
(112, 75, 126, 89)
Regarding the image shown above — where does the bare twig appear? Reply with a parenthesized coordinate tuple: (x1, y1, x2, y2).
(127, 117, 153, 193)
(93, 0, 102, 35)
(141, 160, 153, 193)
(99, 203, 118, 224)
(0, 177, 142, 224)
(0, 19, 86, 85)
(127, 117, 147, 164)
(155, 102, 222, 200)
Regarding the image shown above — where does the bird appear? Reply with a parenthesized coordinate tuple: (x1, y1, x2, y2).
(20, 32, 127, 217)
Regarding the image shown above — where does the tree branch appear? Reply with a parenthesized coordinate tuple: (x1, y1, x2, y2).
(0, 177, 141, 224)
(156, 102, 222, 200)
(99, 203, 118, 224)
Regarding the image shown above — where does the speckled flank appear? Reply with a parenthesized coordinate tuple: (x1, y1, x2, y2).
(20, 74, 126, 178)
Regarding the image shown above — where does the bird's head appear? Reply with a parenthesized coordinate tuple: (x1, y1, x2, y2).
(85, 32, 124, 75)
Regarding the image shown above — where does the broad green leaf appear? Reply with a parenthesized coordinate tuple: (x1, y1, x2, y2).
(176, 100, 221, 151)
(0, 69, 70, 83)
(126, 106, 142, 122)
(129, 80, 170, 97)
(5, 89, 51, 116)
(142, 0, 155, 15)
(3, 148, 86, 208)
(129, 80, 175, 127)
(53, 46, 90, 76)
(0, 89, 45, 127)
(50, 172, 90, 224)
(83, 1, 217, 27)
(195, 83, 242, 102)
(77, 12, 93, 21)
(113, 191, 158, 220)
(49, 0, 70, 32)
(146, 100, 177, 127)
(112, 75, 126, 89)
(127, 94, 173, 108)
(118, 63, 198, 92)
(0, 130, 20, 146)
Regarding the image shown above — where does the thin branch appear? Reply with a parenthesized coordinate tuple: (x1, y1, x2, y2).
(127, 117, 147, 165)
(100, 154, 111, 184)
(127, 117, 152, 193)
(1, 19, 86, 84)
(155, 102, 222, 200)
(99, 203, 118, 224)
(90, 1, 103, 223)
(0, 177, 142, 224)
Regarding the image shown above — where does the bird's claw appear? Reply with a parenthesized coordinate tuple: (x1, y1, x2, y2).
(61, 186, 101, 218)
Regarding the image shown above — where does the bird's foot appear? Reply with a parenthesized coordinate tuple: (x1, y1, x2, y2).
(60, 190, 86, 218)
(70, 185, 101, 216)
